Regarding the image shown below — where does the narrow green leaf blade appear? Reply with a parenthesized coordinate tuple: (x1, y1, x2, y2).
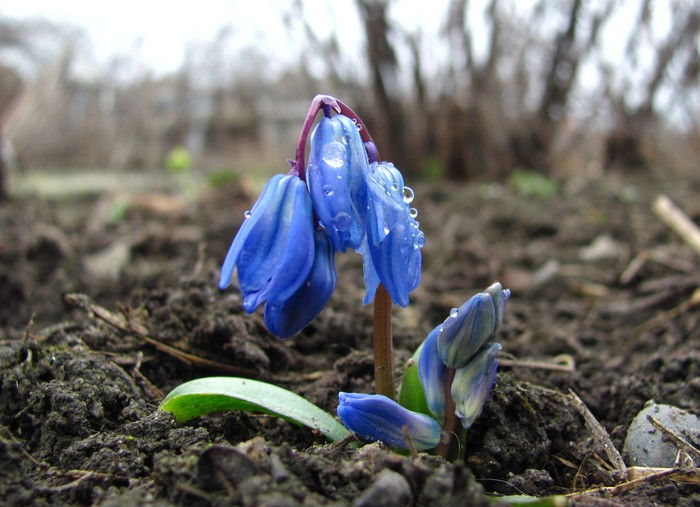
(159, 376, 350, 442)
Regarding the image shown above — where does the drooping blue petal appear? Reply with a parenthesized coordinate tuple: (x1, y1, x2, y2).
(362, 162, 423, 306)
(307, 115, 369, 252)
(263, 230, 337, 338)
(337, 392, 442, 451)
(451, 342, 501, 429)
(357, 236, 380, 305)
(417, 326, 448, 424)
(218, 174, 315, 314)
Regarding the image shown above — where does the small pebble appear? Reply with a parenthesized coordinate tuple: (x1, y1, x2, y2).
(354, 469, 411, 507)
(623, 402, 699, 467)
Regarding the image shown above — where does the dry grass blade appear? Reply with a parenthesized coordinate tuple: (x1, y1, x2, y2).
(647, 414, 700, 463)
(64, 292, 262, 379)
(567, 389, 627, 480)
(653, 194, 700, 258)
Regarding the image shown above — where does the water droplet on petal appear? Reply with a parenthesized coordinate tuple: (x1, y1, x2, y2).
(450, 307, 459, 318)
(244, 210, 251, 218)
(413, 232, 425, 249)
(391, 182, 399, 192)
(322, 185, 334, 197)
(402, 186, 414, 204)
(342, 133, 352, 144)
(383, 223, 390, 236)
(409, 208, 418, 218)
(332, 212, 351, 231)
(321, 142, 347, 168)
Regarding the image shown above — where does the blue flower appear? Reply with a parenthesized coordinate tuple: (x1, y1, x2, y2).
(361, 162, 424, 306)
(436, 283, 510, 368)
(337, 392, 442, 451)
(219, 174, 315, 314)
(306, 114, 369, 252)
(451, 342, 501, 429)
(263, 231, 337, 338)
(417, 325, 447, 423)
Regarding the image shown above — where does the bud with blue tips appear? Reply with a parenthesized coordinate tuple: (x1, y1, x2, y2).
(451, 342, 501, 429)
(337, 392, 442, 451)
(437, 282, 510, 368)
(361, 161, 424, 306)
(263, 230, 337, 338)
(306, 114, 370, 252)
(219, 173, 315, 316)
(417, 325, 447, 423)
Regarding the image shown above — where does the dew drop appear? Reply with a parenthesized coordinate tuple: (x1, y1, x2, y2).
(383, 224, 390, 236)
(321, 142, 347, 168)
(409, 208, 418, 218)
(402, 186, 414, 204)
(322, 185, 334, 197)
(449, 307, 459, 318)
(244, 210, 251, 219)
(342, 133, 352, 144)
(413, 232, 425, 249)
(391, 182, 400, 192)
(332, 212, 351, 231)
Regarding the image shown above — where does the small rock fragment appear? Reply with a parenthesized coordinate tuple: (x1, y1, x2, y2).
(623, 402, 700, 468)
(354, 469, 411, 507)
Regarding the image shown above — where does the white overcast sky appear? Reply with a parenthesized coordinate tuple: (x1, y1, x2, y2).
(2, 0, 653, 75)
(0, 0, 446, 76)
(1, 0, 687, 121)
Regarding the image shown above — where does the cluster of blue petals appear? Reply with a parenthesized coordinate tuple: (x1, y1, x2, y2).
(219, 113, 424, 338)
(336, 283, 509, 450)
(419, 282, 510, 429)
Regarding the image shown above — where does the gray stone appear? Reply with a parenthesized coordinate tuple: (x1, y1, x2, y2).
(623, 402, 699, 467)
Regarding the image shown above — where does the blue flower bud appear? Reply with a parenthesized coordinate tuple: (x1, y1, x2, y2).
(485, 282, 510, 337)
(451, 342, 501, 429)
(263, 231, 337, 338)
(219, 174, 315, 314)
(307, 114, 369, 252)
(361, 162, 423, 306)
(337, 392, 442, 451)
(417, 326, 447, 424)
(437, 283, 510, 368)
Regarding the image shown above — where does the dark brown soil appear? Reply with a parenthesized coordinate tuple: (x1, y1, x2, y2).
(1, 167, 699, 506)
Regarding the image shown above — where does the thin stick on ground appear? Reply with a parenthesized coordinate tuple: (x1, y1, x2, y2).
(568, 389, 628, 480)
(653, 194, 700, 258)
(64, 293, 262, 379)
(647, 414, 700, 463)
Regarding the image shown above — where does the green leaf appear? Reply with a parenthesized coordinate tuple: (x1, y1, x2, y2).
(159, 377, 350, 442)
(398, 342, 432, 417)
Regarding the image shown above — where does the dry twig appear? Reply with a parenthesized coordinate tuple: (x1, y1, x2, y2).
(500, 354, 576, 373)
(65, 292, 261, 378)
(647, 414, 700, 463)
(653, 194, 700, 258)
(567, 389, 627, 480)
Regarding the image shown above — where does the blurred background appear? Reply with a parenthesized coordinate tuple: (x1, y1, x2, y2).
(0, 0, 698, 199)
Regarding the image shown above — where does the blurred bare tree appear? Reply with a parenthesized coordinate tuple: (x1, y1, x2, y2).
(0, 18, 30, 200)
(2, 1, 698, 181)
(603, 2, 700, 170)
